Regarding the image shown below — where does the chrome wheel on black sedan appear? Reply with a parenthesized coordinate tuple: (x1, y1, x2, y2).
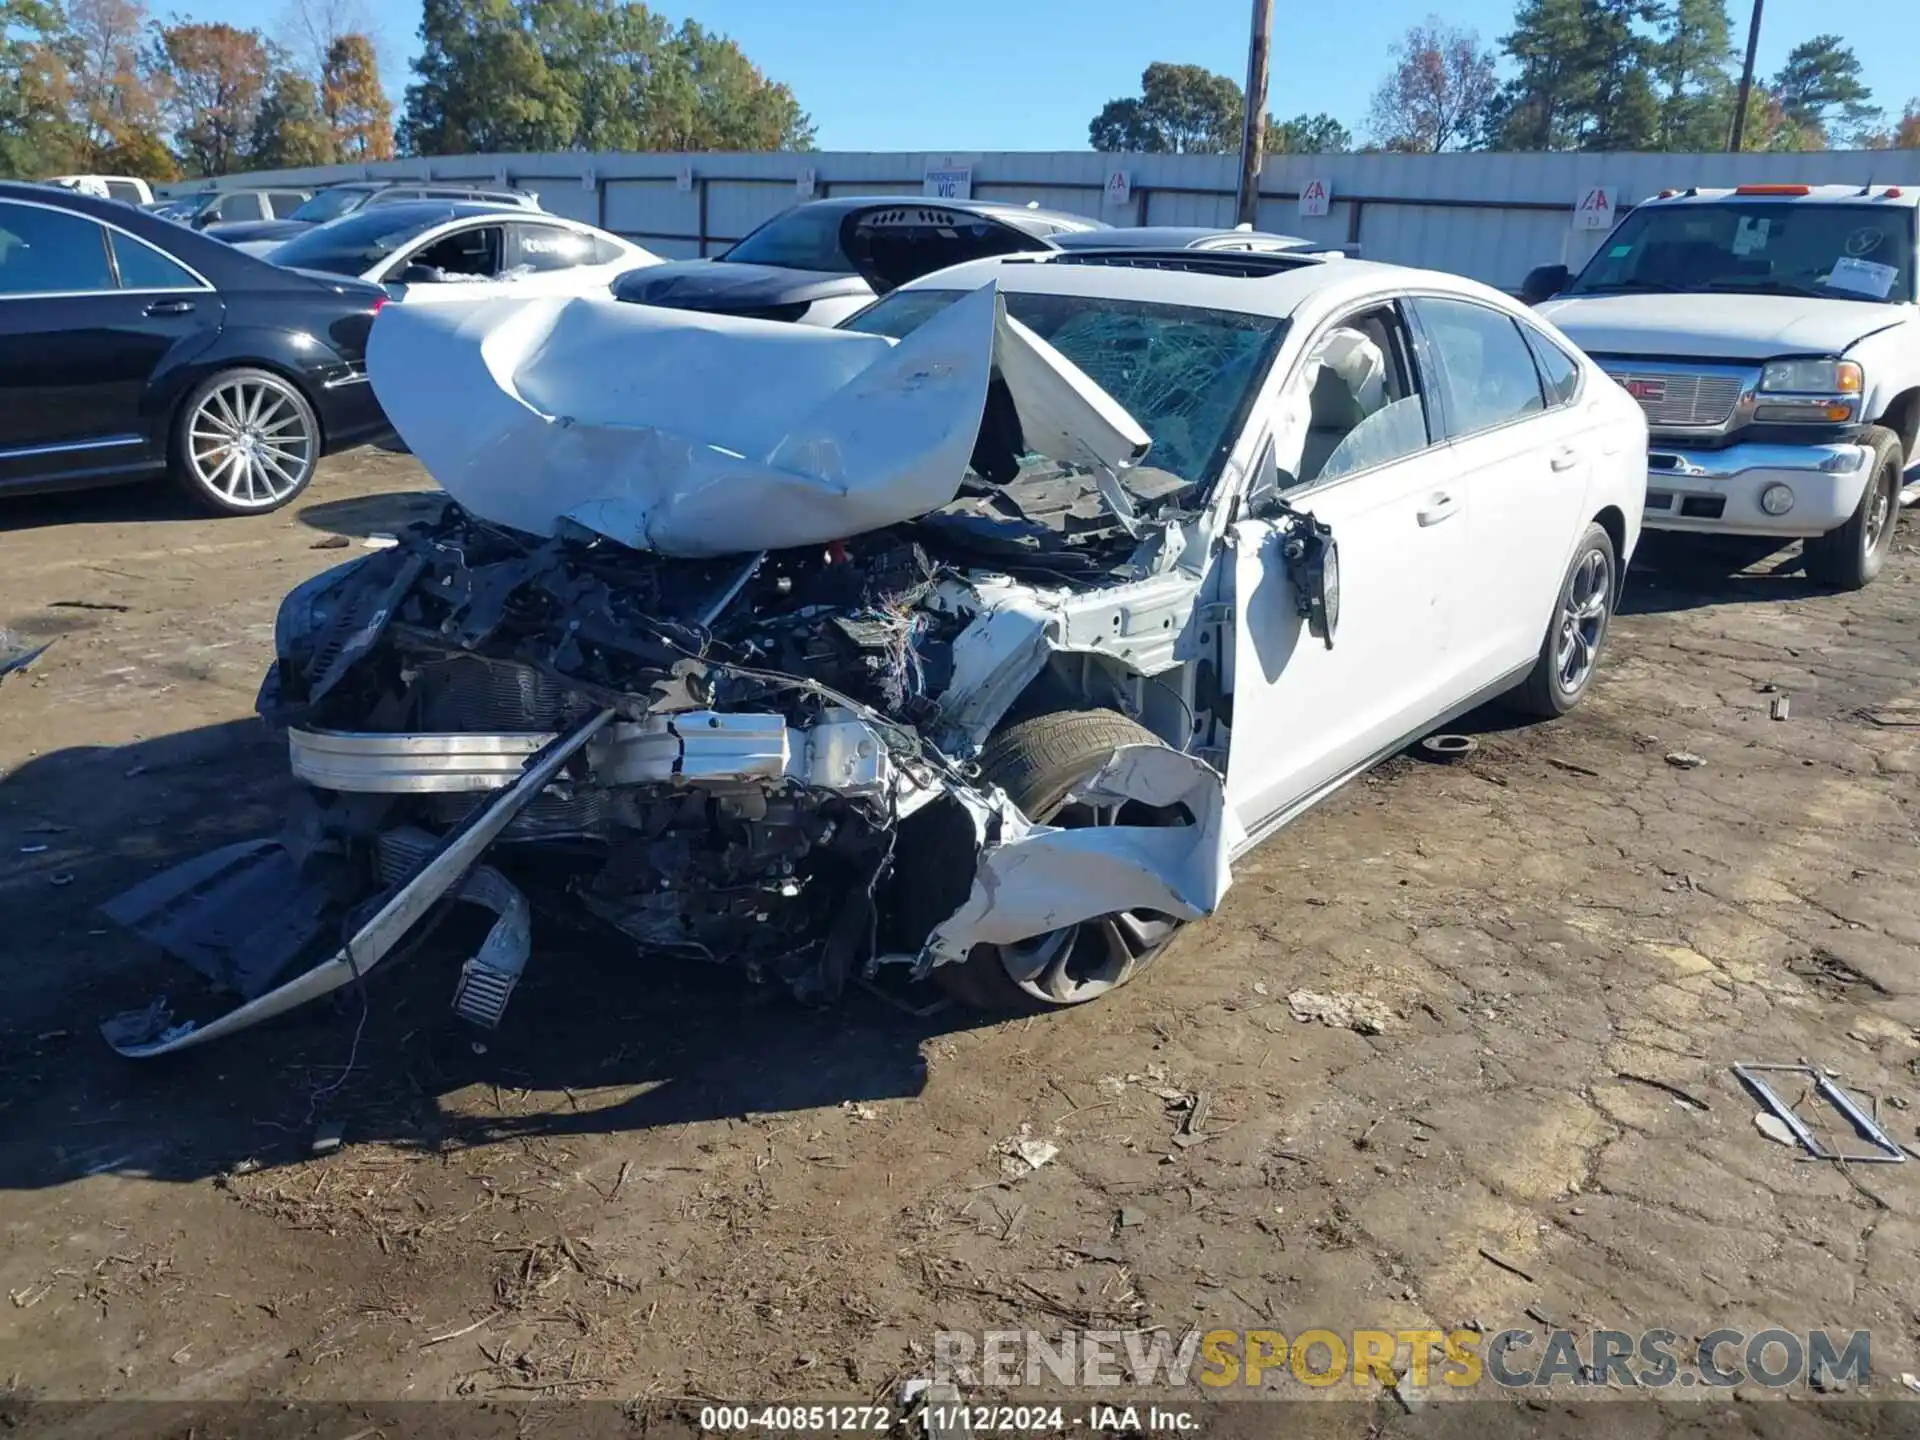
(172, 368, 319, 514)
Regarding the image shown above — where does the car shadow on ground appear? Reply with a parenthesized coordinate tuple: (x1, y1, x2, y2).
(1617, 532, 1847, 616)
(295, 488, 448, 540)
(0, 481, 204, 533)
(0, 719, 996, 1194)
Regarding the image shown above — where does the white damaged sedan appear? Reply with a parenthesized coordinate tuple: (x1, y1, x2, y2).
(100, 246, 1646, 1057)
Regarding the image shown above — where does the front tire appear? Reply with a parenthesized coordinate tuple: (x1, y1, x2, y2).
(1510, 521, 1616, 719)
(170, 368, 320, 515)
(927, 710, 1185, 1012)
(1803, 425, 1901, 591)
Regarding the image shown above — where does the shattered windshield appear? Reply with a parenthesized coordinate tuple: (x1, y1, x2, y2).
(1568, 202, 1916, 303)
(844, 287, 1285, 486)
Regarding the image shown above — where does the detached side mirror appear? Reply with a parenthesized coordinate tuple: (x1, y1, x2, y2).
(1283, 514, 1339, 650)
(1520, 263, 1571, 306)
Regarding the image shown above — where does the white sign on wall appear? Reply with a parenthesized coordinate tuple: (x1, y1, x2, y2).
(1104, 168, 1132, 207)
(675, 165, 693, 193)
(1299, 177, 1332, 217)
(923, 157, 974, 200)
(796, 167, 817, 199)
(1574, 186, 1615, 230)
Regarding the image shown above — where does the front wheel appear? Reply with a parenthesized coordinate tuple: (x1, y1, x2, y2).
(170, 368, 320, 515)
(926, 710, 1186, 1012)
(1803, 425, 1901, 591)
(1510, 521, 1617, 719)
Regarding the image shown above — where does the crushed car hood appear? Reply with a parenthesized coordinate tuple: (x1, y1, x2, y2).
(368, 283, 1151, 558)
(1537, 292, 1909, 360)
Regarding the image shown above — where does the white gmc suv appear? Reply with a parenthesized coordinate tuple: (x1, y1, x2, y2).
(1524, 184, 1915, 589)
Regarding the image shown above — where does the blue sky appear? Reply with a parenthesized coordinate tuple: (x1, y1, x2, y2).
(193, 0, 1918, 150)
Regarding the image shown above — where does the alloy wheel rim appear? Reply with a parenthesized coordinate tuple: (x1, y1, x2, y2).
(1864, 470, 1892, 554)
(994, 799, 1179, 1005)
(189, 380, 314, 507)
(1555, 548, 1610, 693)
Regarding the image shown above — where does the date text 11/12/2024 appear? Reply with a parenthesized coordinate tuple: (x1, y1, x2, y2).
(698, 1404, 1199, 1432)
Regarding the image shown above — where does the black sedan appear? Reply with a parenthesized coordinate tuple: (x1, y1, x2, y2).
(611, 196, 1109, 325)
(0, 181, 391, 515)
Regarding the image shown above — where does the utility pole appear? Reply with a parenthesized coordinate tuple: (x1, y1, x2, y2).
(1235, 0, 1273, 227)
(1728, 0, 1764, 150)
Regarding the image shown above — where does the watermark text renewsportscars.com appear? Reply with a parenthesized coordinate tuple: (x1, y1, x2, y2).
(933, 1327, 1873, 1391)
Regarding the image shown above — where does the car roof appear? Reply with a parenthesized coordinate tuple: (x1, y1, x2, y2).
(1639, 184, 1919, 210)
(1053, 225, 1311, 250)
(334, 200, 537, 227)
(0, 180, 379, 294)
(888, 250, 1504, 320)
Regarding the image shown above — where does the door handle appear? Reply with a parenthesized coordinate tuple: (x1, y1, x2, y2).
(1550, 447, 1581, 472)
(1417, 493, 1458, 526)
(143, 299, 195, 316)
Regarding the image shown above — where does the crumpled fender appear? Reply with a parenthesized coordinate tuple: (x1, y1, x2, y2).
(920, 743, 1240, 970)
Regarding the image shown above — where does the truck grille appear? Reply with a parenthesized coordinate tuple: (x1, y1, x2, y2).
(1602, 366, 1749, 428)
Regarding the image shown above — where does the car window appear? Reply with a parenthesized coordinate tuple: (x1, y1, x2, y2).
(290, 188, 370, 223)
(1415, 297, 1546, 438)
(1567, 202, 1916, 303)
(1281, 304, 1433, 487)
(110, 232, 200, 290)
(507, 223, 596, 273)
(843, 285, 1284, 487)
(268, 192, 307, 218)
(1523, 327, 1582, 407)
(215, 194, 262, 222)
(723, 205, 854, 273)
(0, 202, 116, 295)
(104, 180, 144, 205)
(406, 224, 505, 282)
(272, 208, 459, 276)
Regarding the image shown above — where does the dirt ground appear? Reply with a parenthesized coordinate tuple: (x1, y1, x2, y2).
(2, 454, 1918, 1430)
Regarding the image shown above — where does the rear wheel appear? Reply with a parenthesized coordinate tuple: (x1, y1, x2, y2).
(928, 710, 1185, 1012)
(170, 367, 319, 515)
(1803, 425, 1901, 591)
(1510, 521, 1616, 719)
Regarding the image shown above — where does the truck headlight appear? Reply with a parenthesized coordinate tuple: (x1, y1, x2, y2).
(1760, 358, 1862, 394)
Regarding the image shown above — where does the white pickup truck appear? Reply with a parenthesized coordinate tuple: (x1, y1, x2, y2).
(1522, 184, 1915, 589)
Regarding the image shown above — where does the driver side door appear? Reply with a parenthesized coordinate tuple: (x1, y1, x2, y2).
(1223, 299, 1471, 839)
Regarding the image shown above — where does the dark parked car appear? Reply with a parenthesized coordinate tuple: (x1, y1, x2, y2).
(611, 196, 1108, 326)
(205, 181, 541, 251)
(0, 181, 392, 514)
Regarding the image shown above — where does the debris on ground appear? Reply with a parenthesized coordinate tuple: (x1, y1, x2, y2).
(311, 534, 351, 549)
(1288, 989, 1393, 1035)
(1753, 1113, 1797, 1147)
(1770, 695, 1791, 721)
(1418, 734, 1477, 762)
(1665, 751, 1707, 769)
(1476, 1247, 1537, 1284)
(1736, 1063, 1907, 1163)
(996, 1125, 1059, 1176)
(0, 635, 51, 682)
